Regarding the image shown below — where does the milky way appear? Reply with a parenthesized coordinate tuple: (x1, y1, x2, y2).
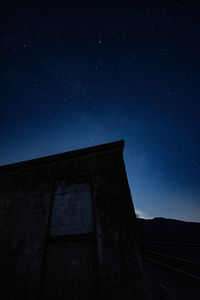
(1, 1, 200, 221)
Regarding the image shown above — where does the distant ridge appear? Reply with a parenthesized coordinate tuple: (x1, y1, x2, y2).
(137, 217, 200, 243)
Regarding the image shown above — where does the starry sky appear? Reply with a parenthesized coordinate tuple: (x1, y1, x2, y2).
(1, 1, 200, 222)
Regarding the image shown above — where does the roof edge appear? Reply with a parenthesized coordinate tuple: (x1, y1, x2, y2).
(0, 140, 124, 173)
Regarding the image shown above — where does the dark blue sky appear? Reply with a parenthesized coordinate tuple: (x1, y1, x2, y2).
(1, 1, 200, 221)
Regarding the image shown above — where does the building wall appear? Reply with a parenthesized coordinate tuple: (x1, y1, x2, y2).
(0, 143, 150, 300)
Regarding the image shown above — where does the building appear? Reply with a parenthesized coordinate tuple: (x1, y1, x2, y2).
(0, 140, 151, 300)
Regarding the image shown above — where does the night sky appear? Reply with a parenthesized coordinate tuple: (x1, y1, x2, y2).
(1, 1, 200, 222)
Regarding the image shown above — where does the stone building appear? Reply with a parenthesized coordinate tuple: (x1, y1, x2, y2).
(0, 140, 151, 300)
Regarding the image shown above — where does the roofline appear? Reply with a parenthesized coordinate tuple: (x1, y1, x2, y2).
(0, 140, 125, 173)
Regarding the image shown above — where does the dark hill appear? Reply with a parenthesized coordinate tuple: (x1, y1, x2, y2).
(137, 217, 200, 243)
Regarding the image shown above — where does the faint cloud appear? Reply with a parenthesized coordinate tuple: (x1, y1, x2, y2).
(135, 209, 150, 219)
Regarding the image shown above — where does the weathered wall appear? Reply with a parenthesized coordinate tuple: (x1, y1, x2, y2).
(93, 149, 148, 299)
(0, 142, 150, 300)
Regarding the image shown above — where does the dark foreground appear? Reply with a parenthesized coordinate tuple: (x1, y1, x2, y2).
(146, 257, 200, 300)
(137, 217, 200, 299)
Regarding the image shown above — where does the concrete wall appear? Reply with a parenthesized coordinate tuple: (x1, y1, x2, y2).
(0, 141, 150, 300)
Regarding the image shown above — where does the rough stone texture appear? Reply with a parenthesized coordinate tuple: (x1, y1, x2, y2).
(50, 181, 94, 236)
(0, 140, 152, 300)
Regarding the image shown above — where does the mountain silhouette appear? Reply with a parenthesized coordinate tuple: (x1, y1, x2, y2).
(137, 217, 200, 244)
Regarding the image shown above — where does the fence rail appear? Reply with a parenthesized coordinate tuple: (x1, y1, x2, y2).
(142, 240, 200, 281)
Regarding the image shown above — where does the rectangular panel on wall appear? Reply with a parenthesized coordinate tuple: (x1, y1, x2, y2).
(50, 180, 94, 236)
(42, 178, 97, 300)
